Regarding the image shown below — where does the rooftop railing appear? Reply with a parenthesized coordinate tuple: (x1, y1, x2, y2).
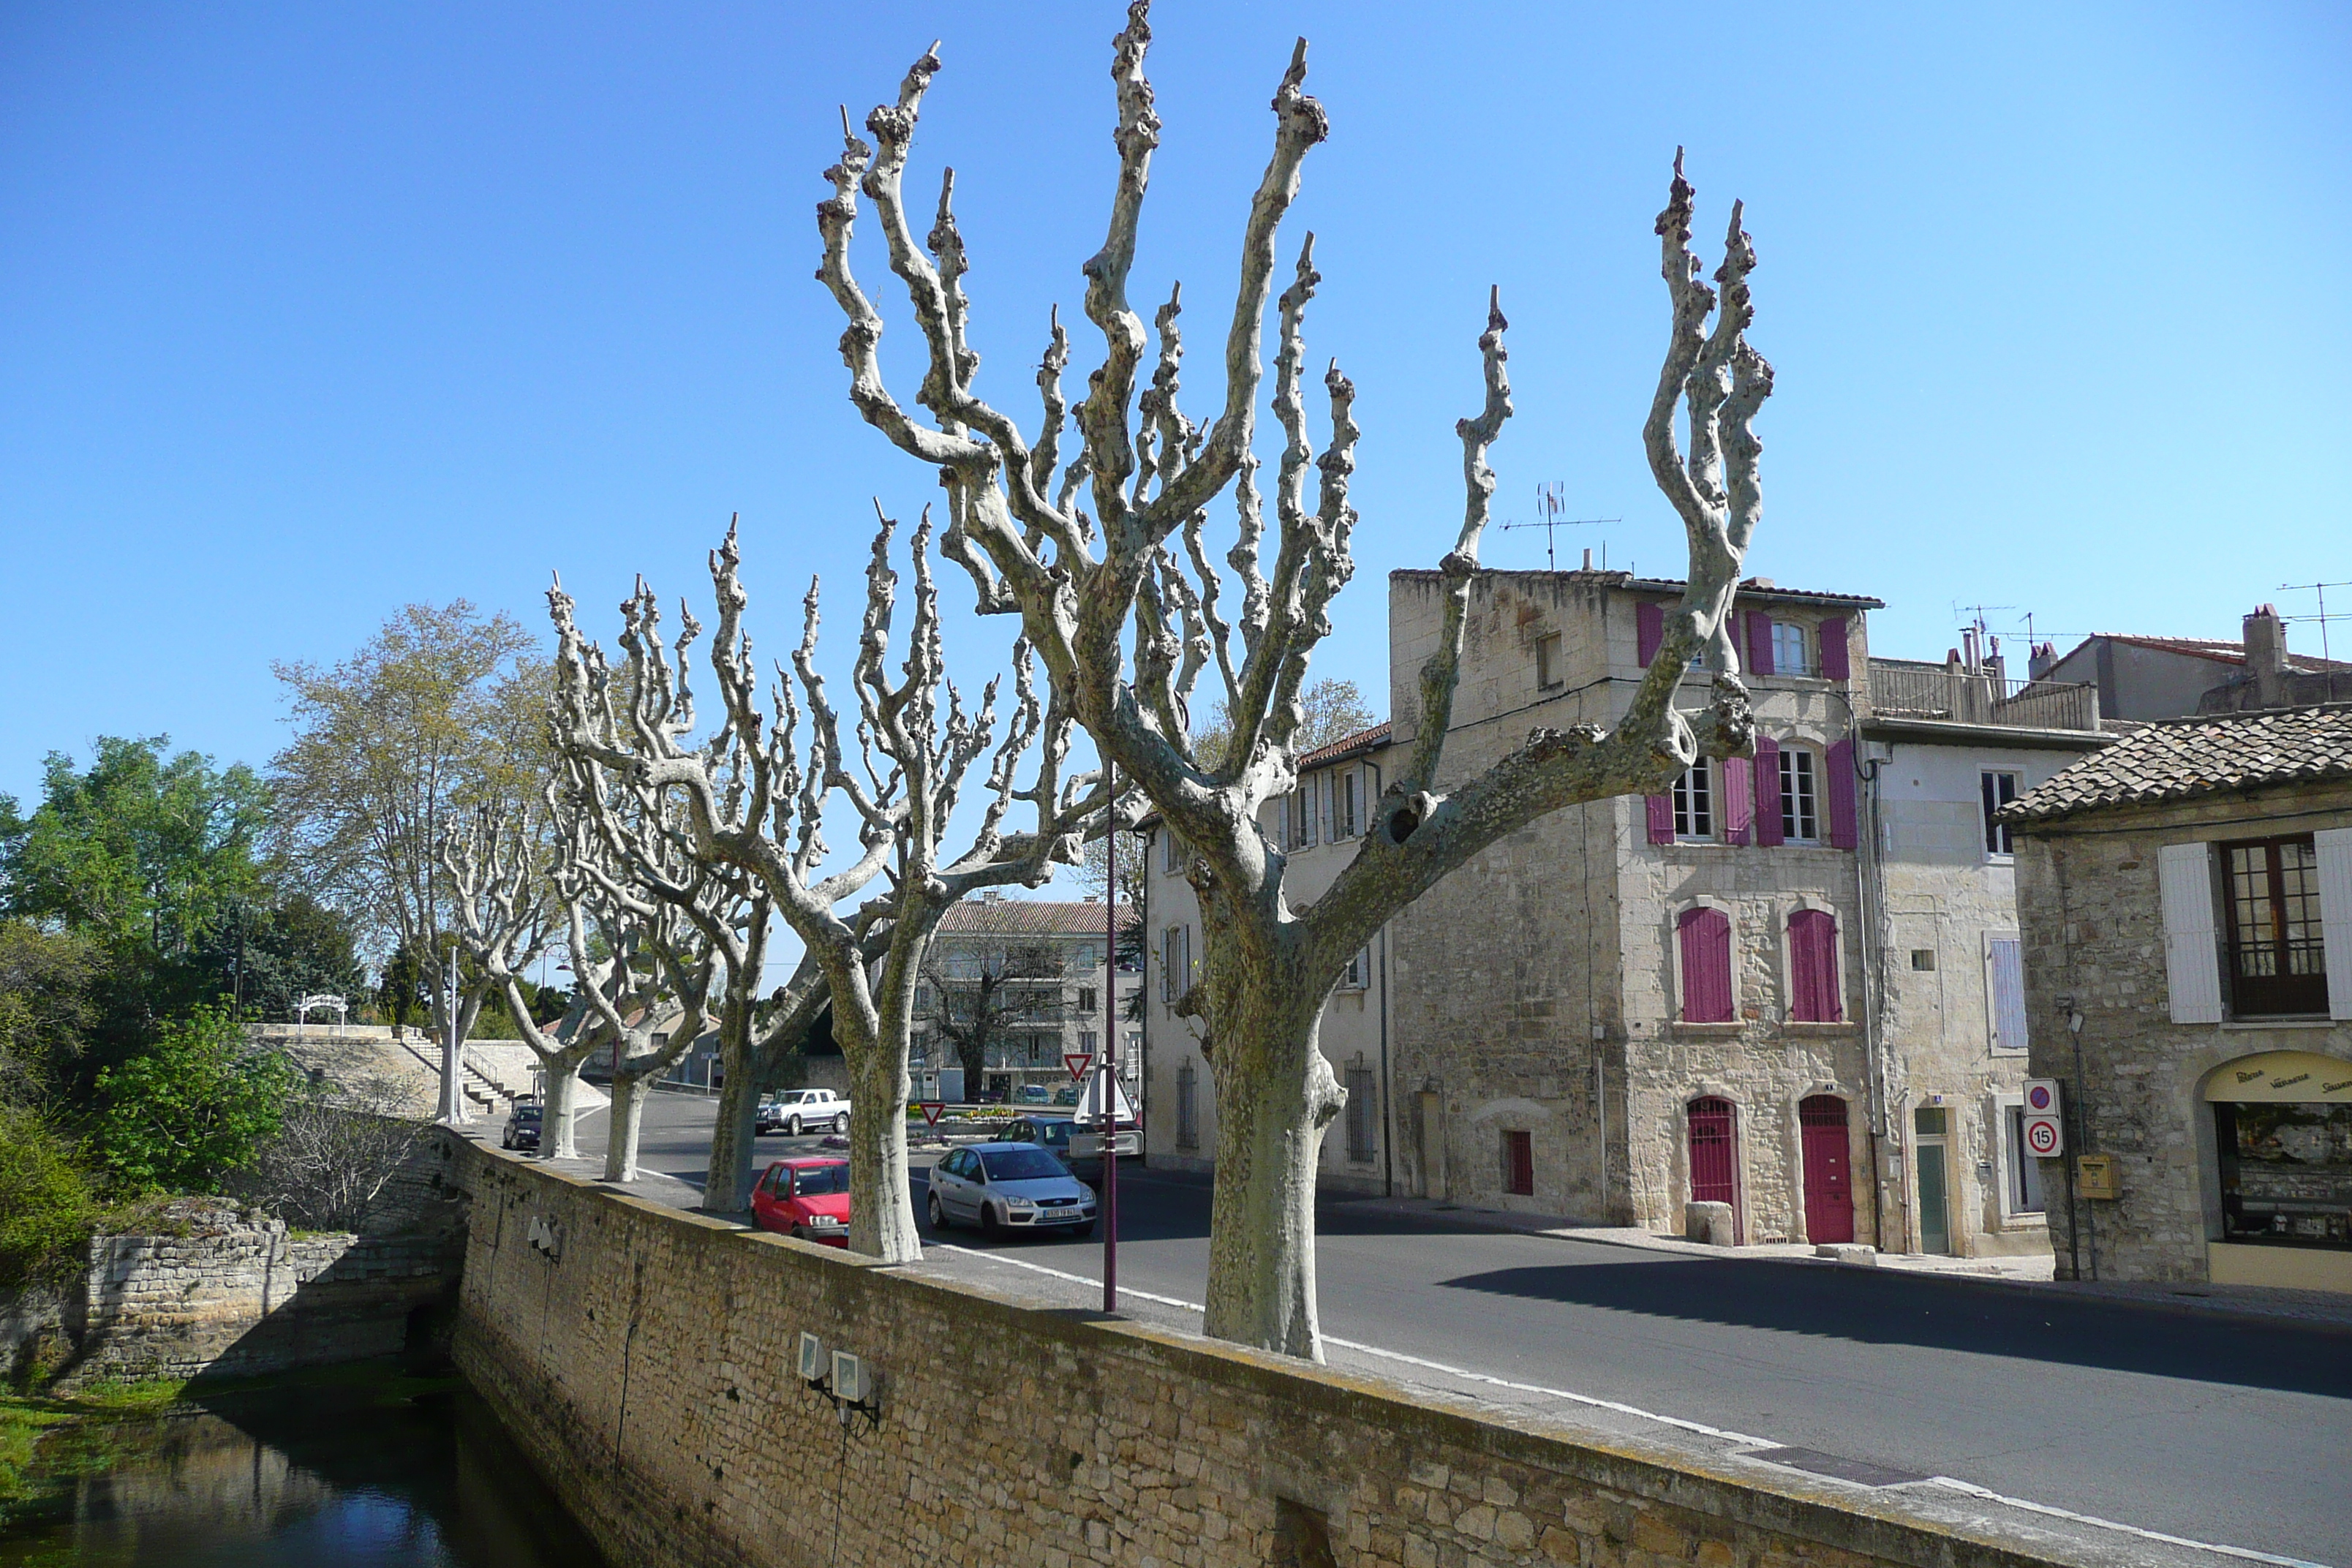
(1866, 660, 2100, 731)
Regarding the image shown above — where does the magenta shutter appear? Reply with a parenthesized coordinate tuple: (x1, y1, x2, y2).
(1635, 602, 1664, 666)
(1746, 610, 1774, 676)
(1789, 909, 1842, 1022)
(1646, 794, 1675, 845)
(1818, 617, 1850, 680)
(1722, 756, 1754, 845)
(1825, 736, 1858, 849)
(1753, 736, 1784, 846)
(1677, 906, 1735, 1022)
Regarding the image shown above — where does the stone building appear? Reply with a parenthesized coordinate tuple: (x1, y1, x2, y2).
(913, 896, 1138, 1103)
(1142, 565, 2094, 1256)
(2004, 704, 2352, 1292)
(2027, 604, 2352, 721)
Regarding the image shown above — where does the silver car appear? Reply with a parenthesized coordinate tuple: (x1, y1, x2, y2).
(927, 1142, 1098, 1239)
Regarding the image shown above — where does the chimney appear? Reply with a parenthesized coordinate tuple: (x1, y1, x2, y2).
(2244, 604, 2291, 707)
(2027, 641, 2058, 681)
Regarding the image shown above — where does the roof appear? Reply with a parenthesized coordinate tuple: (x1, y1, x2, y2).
(2002, 703, 2352, 825)
(937, 899, 1137, 937)
(2056, 633, 2352, 674)
(1299, 721, 1392, 769)
(1386, 568, 1883, 611)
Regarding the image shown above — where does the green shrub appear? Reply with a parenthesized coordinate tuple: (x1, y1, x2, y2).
(92, 1006, 292, 1194)
(0, 1106, 96, 1290)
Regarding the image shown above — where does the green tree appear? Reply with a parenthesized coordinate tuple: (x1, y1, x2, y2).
(0, 920, 98, 1108)
(92, 1006, 293, 1193)
(195, 892, 366, 1022)
(0, 1102, 96, 1289)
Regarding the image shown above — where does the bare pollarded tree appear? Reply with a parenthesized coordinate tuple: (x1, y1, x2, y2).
(548, 517, 1113, 1259)
(820, 7, 1770, 1357)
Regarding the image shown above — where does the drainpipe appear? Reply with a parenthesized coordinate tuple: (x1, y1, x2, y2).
(1837, 692, 1896, 1251)
(1368, 758, 1395, 1199)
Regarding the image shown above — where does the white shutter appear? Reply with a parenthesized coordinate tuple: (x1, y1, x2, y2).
(1305, 775, 1321, 846)
(2315, 828, 2352, 1022)
(2157, 842, 2223, 1025)
(1986, 935, 2028, 1052)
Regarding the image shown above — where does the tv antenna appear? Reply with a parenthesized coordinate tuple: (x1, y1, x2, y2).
(1500, 482, 1616, 572)
(1951, 601, 2016, 668)
(2278, 581, 2352, 666)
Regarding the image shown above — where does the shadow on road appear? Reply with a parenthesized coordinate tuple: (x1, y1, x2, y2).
(1439, 1256, 2352, 1398)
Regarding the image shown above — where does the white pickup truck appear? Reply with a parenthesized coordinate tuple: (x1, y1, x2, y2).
(757, 1088, 851, 1137)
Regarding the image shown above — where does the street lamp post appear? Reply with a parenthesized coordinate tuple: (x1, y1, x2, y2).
(1102, 762, 1119, 1313)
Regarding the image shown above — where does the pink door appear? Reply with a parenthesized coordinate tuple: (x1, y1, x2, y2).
(1686, 1097, 1741, 1240)
(1799, 1096, 1855, 1244)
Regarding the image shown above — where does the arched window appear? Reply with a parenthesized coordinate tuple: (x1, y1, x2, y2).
(1677, 906, 1735, 1022)
(1789, 908, 1842, 1022)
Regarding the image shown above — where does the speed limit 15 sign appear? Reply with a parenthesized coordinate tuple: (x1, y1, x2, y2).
(2022, 1078, 2064, 1158)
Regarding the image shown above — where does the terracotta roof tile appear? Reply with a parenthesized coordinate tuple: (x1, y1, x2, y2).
(2002, 703, 2352, 825)
(1299, 722, 1392, 769)
(937, 899, 1137, 936)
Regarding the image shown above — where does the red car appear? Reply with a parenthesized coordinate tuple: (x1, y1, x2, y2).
(750, 1157, 851, 1246)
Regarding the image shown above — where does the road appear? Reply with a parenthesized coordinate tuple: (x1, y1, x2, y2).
(544, 1090, 2352, 1568)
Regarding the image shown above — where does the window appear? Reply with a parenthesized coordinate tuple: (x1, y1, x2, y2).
(1778, 749, 1819, 843)
(1536, 632, 1563, 690)
(1077, 987, 1098, 1014)
(1175, 1061, 1199, 1150)
(1332, 772, 1359, 840)
(1982, 772, 2020, 856)
(913, 985, 934, 1012)
(1502, 1130, 1534, 1196)
(1676, 905, 1735, 1022)
(1673, 758, 1716, 840)
(1159, 925, 1192, 1003)
(2223, 836, 2329, 1017)
(1910, 949, 1937, 972)
(1340, 946, 1370, 990)
(1161, 830, 1185, 874)
(2216, 1100, 2352, 1248)
(1075, 943, 1100, 970)
(2002, 1106, 2046, 1214)
(1787, 908, 1842, 1022)
(1079, 1030, 1097, 1054)
(1345, 1066, 1377, 1164)
(1286, 787, 1316, 851)
(1771, 620, 1812, 676)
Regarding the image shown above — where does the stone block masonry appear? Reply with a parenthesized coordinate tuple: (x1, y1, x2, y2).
(449, 1137, 2087, 1568)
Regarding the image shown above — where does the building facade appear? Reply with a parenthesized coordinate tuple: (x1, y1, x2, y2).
(913, 896, 1139, 1103)
(2006, 704, 2352, 1293)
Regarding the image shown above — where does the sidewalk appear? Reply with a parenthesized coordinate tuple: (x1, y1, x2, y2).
(1341, 1193, 2352, 1334)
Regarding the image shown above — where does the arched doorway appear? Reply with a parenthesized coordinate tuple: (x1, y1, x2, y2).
(1798, 1095, 1855, 1244)
(1686, 1096, 1741, 1242)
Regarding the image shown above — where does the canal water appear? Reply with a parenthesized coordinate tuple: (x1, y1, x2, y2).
(1, 1368, 609, 1567)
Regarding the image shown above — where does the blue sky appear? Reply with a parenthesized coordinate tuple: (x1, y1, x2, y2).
(4, 1, 2348, 814)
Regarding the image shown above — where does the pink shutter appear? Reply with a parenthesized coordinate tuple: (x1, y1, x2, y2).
(1746, 610, 1774, 676)
(1789, 909, 1842, 1022)
(1722, 756, 1754, 845)
(1818, 617, 1850, 681)
(1825, 736, 1858, 849)
(1753, 736, 1784, 846)
(1635, 602, 1664, 667)
(1678, 907, 1735, 1023)
(1646, 794, 1676, 845)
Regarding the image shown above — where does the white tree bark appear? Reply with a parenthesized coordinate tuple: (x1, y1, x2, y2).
(817, 9, 1770, 1358)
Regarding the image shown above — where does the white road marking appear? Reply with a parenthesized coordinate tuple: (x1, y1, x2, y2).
(929, 1242, 2336, 1568)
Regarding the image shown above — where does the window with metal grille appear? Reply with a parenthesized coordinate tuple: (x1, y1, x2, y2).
(1175, 1061, 1199, 1150)
(1673, 758, 1715, 840)
(1502, 1129, 1534, 1196)
(1779, 747, 1819, 843)
(1345, 1066, 1376, 1164)
(2223, 836, 2329, 1017)
(1982, 771, 2020, 855)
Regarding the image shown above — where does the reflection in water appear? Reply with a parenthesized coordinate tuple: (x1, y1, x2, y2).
(1, 1378, 608, 1568)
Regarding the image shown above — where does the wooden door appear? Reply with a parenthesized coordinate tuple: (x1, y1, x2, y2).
(1798, 1095, 1855, 1244)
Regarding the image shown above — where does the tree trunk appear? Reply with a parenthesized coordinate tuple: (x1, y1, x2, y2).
(703, 1025, 761, 1213)
(542, 1057, 581, 1159)
(846, 1047, 920, 1264)
(1199, 987, 1346, 1360)
(604, 1071, 649, 1183)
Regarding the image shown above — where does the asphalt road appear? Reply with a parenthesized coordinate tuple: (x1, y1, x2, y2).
(563, 1090, 2352, 1568)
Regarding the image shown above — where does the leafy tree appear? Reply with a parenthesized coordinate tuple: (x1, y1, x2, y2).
(196, 892, 366, 1023)
(0, 1102, 95, 1289)
(92, 1006, 293, 1193)
(0, 921, 98, 1108)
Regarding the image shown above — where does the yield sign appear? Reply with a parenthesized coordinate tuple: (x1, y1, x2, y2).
(917, 1101, 946, 1127)
(1064, 1051, 1094, 1082)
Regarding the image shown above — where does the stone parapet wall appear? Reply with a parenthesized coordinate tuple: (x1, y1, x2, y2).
(450, 1137, 2081, 1568)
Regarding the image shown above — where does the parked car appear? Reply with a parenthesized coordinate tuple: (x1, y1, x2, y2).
(750, 1157, 851, 1245)
(501, 1101, 543, 1151)
(999, 1114, 1140, 1186)
(1014, 1083, 1053, 1104)
(758, 1088, 851, 1137)
(925, 1142, 1096, 1238)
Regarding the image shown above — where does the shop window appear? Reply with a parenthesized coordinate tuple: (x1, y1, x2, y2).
(1779, 748, 1820, 843)
(1502, 1130, 1534, 1196)
(2223, 836, 2329, 1017)
(2215, 1100, 2352, 1248)
(1673, 758, 1716, 841)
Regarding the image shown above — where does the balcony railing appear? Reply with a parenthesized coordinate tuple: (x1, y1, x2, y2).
(1867, 660, 2100, 732)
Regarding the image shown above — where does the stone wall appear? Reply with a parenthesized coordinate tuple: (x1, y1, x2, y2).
(2013, 787, 2352, 1286)
(450, 1137, 2077, 1568)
